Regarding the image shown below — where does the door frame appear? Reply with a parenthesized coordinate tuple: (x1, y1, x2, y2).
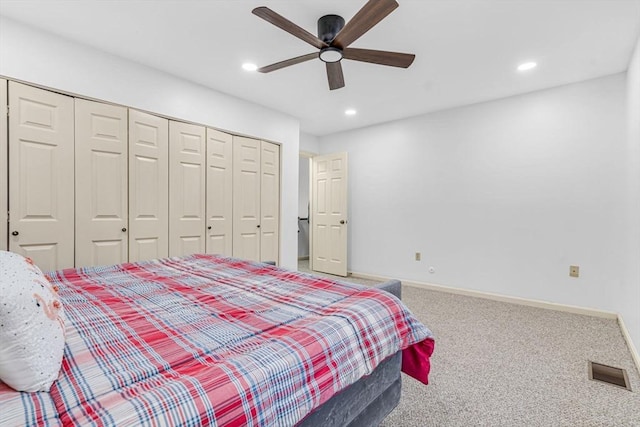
(0, 79, 6, 251)
(299, 151, 315, 270)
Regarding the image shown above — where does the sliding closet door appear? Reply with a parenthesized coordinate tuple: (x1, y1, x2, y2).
(260, 141, 280, 264)
(8, 82, 75, 270)
(169, 121, 206, 257)
(75, 99, 128, 268)
(129, 110, 169, 262)
(0, 79, 6, 251)
(206, 128, 233, 256)
(233, 136, 261, 261)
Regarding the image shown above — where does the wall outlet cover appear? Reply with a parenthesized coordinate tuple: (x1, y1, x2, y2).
(570, 265, 579, 278)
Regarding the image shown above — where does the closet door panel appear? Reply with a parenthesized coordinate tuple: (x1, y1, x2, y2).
(8, 82, 74, 270)
(169, 121, 205, 257)
(260, 141, 280, 264)
(206, 128, 233, 256)
(75, 99, 128, 267)
(0, 79, 6, 251)
(129, 109, 168, 262)
(233, 136, 260, 261)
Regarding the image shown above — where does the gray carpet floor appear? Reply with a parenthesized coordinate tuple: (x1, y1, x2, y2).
(298, 260, 640, 426)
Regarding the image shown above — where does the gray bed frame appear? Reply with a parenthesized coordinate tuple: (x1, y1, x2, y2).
(298, 279, 403, 427)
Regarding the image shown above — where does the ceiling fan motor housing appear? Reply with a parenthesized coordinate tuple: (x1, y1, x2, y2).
(318, 14, 345, 43)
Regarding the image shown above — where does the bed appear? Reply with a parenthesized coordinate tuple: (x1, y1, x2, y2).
(0, 254, 434, 426)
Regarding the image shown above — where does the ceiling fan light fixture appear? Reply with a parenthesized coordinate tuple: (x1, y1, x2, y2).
(319, 47, 343, 63)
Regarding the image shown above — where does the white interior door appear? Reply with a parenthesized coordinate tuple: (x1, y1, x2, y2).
(75, 99, 128, 268)
(311, 152, 348, 276)
(169, 121, 206, 257)
(0, 79, 6, 251)
(8, 81, 75, 271)
(260, 141, 280, 264)
(129, 109, 168, 262)
(206, 128, 233, 256)
(233, 136, 261, 261)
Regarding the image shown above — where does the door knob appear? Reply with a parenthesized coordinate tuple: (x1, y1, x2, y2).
(121, 227, 127, 232)
(11, 231, 18, 236)
(208, 226, 212, 230)
(340, 220, 346, 224)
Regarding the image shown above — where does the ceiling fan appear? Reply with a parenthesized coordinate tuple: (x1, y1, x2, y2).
(252, 0, 415, 90)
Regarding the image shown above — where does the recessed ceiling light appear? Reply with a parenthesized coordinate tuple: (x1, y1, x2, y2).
(242, 63, 258, 72)
(345, 109, 357, 116)
(517, 62, 537, 71)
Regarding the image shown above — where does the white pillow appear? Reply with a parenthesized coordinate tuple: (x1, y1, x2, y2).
(0, 251, 66, 392)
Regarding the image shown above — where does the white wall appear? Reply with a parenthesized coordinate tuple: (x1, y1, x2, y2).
(0, 17, 300, 269)
(624, 36, 640, 353)
(300, 132, 320, 154)
(319, 74, 637, 345)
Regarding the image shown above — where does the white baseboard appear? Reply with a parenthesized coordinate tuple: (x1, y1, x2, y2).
(350, 270, 640, 375)
(617, 315, 640, 376)
(350, 271, 617, 319)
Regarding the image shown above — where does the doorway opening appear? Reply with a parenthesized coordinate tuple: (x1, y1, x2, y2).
(298, 153, 312, 270)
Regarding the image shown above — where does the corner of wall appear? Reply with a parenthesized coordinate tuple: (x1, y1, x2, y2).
(299, 132, 320, 154)
(618, 315, 640, 376)
(623, 32, 640, 365)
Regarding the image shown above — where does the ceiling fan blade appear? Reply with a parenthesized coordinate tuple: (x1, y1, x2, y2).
(258, 53, 318, 73)
(331, 0, 399, 49)
(253, 7, 328, 50)
(326, 62, 345, 90)
(343, 48, 415, 68)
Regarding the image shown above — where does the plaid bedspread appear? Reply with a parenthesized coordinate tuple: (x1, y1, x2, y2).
(0, 255, 434, 426)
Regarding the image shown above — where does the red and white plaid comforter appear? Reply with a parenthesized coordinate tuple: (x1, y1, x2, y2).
(0, 255, 434, 426)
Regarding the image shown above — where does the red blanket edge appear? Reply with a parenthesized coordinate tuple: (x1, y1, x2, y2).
(401, 338, 435, 385)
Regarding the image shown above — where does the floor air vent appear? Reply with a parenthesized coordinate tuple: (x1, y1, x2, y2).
(588, 361, 631, 391)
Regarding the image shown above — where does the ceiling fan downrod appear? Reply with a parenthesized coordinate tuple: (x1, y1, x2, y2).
(317, 14, 345, 43)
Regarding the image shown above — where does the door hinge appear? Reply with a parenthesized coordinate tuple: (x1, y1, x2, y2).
(6, 105, 8, 117)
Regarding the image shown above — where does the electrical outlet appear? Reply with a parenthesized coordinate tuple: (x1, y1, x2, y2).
(570, 265, 579, 278)
(415, 252, 421, 261)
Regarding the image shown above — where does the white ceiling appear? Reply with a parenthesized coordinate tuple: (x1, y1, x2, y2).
(1, 0, 639, 136)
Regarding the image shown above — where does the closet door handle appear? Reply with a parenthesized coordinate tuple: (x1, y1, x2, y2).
(257, 224, 261, 228)
(121, 227, 127, 232)
(339, 220, 346, 225)
(11, 231, 19, 236)
(207, 226, 212, 230)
